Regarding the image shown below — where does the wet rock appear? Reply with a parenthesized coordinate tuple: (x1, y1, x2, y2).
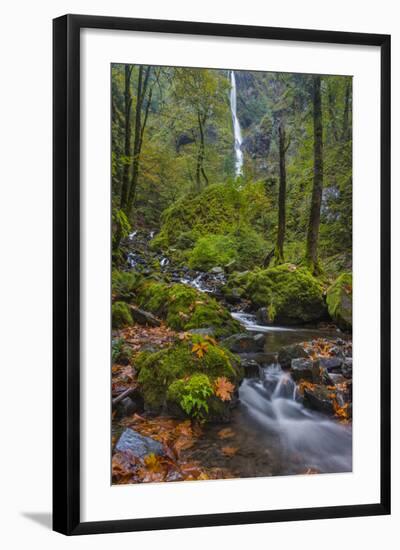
(278, 344, 308, 369)
(224, 287, 243, 304)
(188, 327, 216, 336)
(116, 396, 143, 417)
(115, 428, 165, 458)
(256, 307, 273, 326)
(341, 358, 352, 378)
(290, 358, 320, 383)
(222, 332, 266, 353)
(303, 385, 335, 415)
(319, 356, 343, 373)
(239, 357, 261, 378)
(130, 306, 161, 327)
(210, 266, 224, 274)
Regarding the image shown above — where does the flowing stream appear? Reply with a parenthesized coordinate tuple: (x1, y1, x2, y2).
(230, 70, 244, 177)
(187, 309, 352, 477)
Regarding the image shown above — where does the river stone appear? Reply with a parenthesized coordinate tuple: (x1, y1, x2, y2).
(278, 344, 308, 369)
(115, 428, 164, 458)
(130, 306, 161, 327)
(222, 332, 266, 353)
(341, 358, 352, 378)
(290, 358, 320, 382)
(303, 385, 335, 415)
(210, 266, 224, 274)
(256, 307, 273, 326)
(188, 327, 215, 336)
(239, 356, 261, 378)
(318, 356, 343, 373)
(116, 396, 142, 417)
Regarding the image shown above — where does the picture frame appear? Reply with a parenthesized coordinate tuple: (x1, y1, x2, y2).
(53, 14, 391, 535)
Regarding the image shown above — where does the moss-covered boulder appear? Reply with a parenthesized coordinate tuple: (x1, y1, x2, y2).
(223, 264, 327, 324)
(326, 273, 352, 330)
(136, 335, 243, 420)
(151, 182, 270, 252)
(136, 281, 241, 338)
(112, 301, 133, 328)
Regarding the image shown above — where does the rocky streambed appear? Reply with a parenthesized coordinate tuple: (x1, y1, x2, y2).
(112, 230, 352, 482)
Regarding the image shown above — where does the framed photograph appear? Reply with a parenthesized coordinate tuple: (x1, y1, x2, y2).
(53, 14, 391, 535)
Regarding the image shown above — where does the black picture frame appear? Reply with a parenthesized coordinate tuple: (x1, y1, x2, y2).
(53, 14, 391, 535)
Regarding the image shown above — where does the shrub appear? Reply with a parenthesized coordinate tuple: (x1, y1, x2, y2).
(167, 374, 214, 419)
(188, 234, 237, 271)
(112, 301, 132, 329)
(112, 270, 143, 301)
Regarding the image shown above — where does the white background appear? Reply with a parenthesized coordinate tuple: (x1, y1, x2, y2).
(0, 0, 399, 547)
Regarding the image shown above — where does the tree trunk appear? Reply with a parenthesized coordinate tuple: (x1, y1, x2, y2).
(195, 113, 208, 191)
(126, 67, 153, 217)
(342, 80, 351, 142)
(120, 65, 132, 211)
(305, 76, 324, 275)
(275, 122, 287, 264)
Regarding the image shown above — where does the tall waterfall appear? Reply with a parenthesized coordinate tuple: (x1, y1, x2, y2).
(230, 70, 243, 177)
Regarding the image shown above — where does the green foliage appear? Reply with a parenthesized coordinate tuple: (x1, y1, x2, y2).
(151, 182, 270, 253)
(188, 234, 237, 270)
(136, 335, 241, 415)
(136, 281, 241, 337)
(112, 301, 133, 329)
(326, 272, 352, 329)
(112, 270, 143, 301)
(224, 264, 326, 324)
(187, 226, 266, 271)
(112, 338, 131, 364)
(167, 374, 214, 419)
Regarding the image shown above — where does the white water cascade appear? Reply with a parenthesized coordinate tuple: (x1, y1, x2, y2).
(230, 70, 244, 177)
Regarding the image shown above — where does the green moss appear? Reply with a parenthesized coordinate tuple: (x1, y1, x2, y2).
(187, 227, 266, 271)
(112, 301, 133, 328)
(151, 182, 270, 253)
(136, 281, 241, 338)
(112, 270, 143, 301)
(112, 337, 132, 364)
(224, 264, 326, 324)
(326, 272, 352, 329)
(136, 335, 242, 413)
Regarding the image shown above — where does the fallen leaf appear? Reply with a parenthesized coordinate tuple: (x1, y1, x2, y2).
(221, 446, 239, 457)
(217, 427, 235, 440)
(214, 377, 235, 401)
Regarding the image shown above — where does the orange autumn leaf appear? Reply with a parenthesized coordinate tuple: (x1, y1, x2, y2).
(217, 427, 235, 440)
(214, 377, 235, 401)
(221, 446, 239, 457)
(191, 342, 208, 358)
(143, 453, 164, 473)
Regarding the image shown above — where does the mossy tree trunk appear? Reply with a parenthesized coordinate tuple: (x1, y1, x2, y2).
(342, 80, 351, 142)
(126, 66, 154, 218)
(275, 121, 289, 265)
(195, 112, 208, 192)
(305, 75, 323, 275)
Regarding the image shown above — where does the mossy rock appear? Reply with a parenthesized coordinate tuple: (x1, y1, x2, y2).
(136, 281, 241, 338)
(223, 264, 327, 325)
(112, 270, 143, 301)
(112, 301, 133, 328)
(151, 182, 270, 253)
(136, 335, 243, 419)
(326, 273, 352, 330)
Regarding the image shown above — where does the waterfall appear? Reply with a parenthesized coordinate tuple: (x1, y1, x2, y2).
(230, 70, 244, 177)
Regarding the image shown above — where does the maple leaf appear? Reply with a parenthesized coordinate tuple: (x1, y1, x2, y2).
(217, 427, 235, 440)
(221, 446, 239, 457)
(143, 453, 164, 473)
(214, 377, 235, 401)
(191, 342, 208, 358)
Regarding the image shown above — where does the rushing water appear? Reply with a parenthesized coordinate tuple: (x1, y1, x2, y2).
(187, 311, 352, 478)
(230, 71, 244, 177)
